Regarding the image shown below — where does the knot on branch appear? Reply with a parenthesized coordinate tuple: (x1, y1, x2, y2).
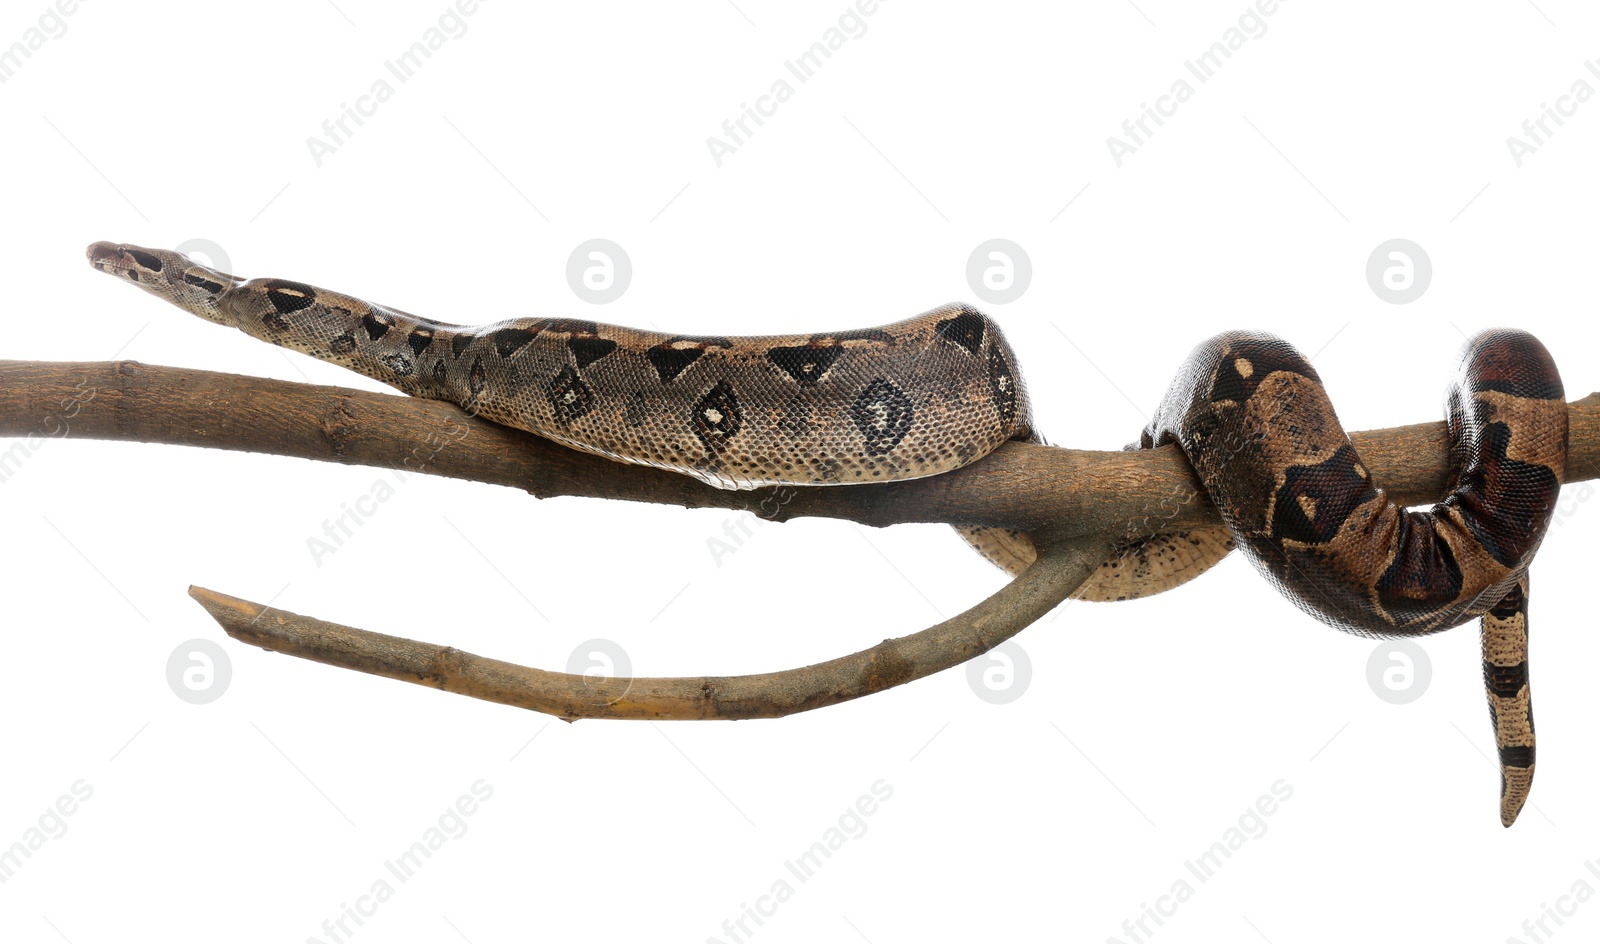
(320, 398, 363, 456)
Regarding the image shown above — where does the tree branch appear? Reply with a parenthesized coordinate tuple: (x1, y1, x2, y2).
(5, 358, 1597, 720)
(5, 360, 1597, 543)
(187, 536, 1109, 721)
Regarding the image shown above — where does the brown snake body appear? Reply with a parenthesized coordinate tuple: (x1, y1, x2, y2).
(87, 241, 1567, 825)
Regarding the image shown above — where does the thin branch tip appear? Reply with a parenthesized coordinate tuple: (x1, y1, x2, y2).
(184, 538, 1103, 720)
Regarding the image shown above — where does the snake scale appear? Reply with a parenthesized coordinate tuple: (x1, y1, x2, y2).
(87, 241, 1568, 826)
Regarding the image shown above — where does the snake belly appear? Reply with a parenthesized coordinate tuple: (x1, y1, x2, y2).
(87, 242, 1569, 824)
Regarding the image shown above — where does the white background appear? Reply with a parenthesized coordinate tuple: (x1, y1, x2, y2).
(2, 1, 1598, 941)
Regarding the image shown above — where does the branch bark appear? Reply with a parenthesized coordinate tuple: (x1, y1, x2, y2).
(5, 358, 1597, 720)
(5, 360, 1598, 542)
(188, 536, 1109, 721)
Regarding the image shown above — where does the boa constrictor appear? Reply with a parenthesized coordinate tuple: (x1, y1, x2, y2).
(87, 241, 1567, 826)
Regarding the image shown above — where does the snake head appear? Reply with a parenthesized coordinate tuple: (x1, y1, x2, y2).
(86, 241, 240, 326)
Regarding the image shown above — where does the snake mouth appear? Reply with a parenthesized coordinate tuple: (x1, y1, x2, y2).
(86, 241, 155, 282)
(87, 241, 237, 287)
(87, 240, 241, 325)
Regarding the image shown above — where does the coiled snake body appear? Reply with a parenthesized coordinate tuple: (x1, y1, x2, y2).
(88, 242, 1568, 825)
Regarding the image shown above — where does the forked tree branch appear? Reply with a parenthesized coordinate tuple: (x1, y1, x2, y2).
(4, 359, 1597, 720)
